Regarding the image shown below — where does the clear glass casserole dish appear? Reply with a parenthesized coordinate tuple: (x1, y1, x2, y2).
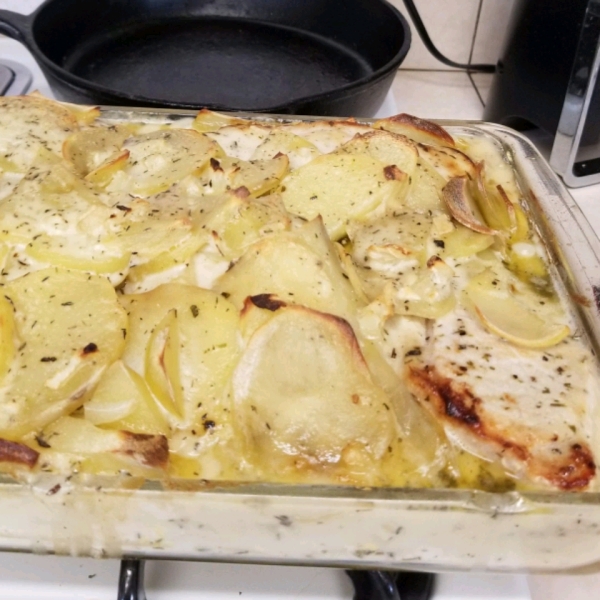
(0, 107, 599, 573)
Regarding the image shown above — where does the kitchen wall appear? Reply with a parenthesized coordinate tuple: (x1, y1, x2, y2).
(389, 0, 516, 105)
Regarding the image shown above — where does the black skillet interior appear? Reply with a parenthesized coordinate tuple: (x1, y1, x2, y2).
(29, 0, 408, 112)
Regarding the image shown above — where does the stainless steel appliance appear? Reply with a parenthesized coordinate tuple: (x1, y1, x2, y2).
(484, 0, 600, 188)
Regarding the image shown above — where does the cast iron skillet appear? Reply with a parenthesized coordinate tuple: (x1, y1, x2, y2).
(0, 0, 410, 116)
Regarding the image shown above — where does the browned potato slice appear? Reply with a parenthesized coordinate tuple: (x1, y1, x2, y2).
(473, 163, 516, 233)
(374, 113, 455, 147)
(417, 143, 476, 180)
(192, 109, 251, 133)
(37, 415, 168, 474)
(1, 268, 127, 438)
(442, 176, 498, 235)
(28, 91, 100, 125)
(232, 301, 396, 469)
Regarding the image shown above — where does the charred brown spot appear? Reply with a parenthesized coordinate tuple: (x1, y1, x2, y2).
(427, 255, 443, 268)
(351, 393, 360, 404)
(408, 366, 481, 427)
(549, 443, 596, 490)
(250, 294, 287, 312)
(233, 186, 250, 199)
(209, 157, 222, 171)
(576, 289, 594, 309)
(383, 165, 404, 181)
(82, 342, 98, 355)
(0, 438, 39, 468)
(118, 432, 169, 468)
(386, 113, 455, 147)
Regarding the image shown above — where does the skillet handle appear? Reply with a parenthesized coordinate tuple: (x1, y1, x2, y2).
(0, 10, 33, 45)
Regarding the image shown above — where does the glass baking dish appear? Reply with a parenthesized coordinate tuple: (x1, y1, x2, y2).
(1, 108, 600, 574)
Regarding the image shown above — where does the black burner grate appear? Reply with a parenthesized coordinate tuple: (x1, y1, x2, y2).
(118, 559, 436, 600)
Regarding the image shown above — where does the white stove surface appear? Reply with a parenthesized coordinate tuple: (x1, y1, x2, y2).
(0, 553, 531, 600)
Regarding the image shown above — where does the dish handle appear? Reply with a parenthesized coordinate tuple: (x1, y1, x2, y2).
(0, 10, 34, 46)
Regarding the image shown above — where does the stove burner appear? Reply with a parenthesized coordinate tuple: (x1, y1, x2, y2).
(0, 60, 31, 96)
(118, 560, 435, 600)
(346, 569, 435, 600)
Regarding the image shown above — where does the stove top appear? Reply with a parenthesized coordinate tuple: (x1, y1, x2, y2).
(0, 552, 531, 600)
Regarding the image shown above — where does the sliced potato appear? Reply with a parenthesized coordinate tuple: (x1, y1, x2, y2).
(404, 159, 446, 212)
(0, 295, 15, 385)
(374, 113, 455, 147)
(439, 223, 495, 258)
(38, 415, 168, 471)
(280, 153, 405, 240)
(387, 255, 456, 319)
(463, 267, 570, 348)
(474, 164, 516, 233)
(231, 155, 289, 197)
(442, 176, 498, 235)
(216, 217, 359, 322)
(0, 158, 112, 245)
(192, 109, 251, 133)
(0, 94, 78, 173)
(85, 360, 169, 435)
(232, 302, 396, 467)
(348, 211, 435, 272)
(206, 124, 272, 160)
(63, 125, 132, 176)
(338, 130, 419, 178)
(201, 155, 290, 199)
(25, 233, 130, 283)
(252, 129, 321, 169)
(106, 129, 221, 196)
(124, 234, 204, 293)
(417, 143, 476, 180)
(279, 120, 371, 154)
(1, 268, 127, 438)
(120, 284, 240, 428)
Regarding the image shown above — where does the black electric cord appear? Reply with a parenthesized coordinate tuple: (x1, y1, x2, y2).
(401, 0, 496, 73)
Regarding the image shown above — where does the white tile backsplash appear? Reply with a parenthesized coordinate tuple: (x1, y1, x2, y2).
(389, 0, 481, 70)
(471, 0, 516, 64)
(470, 71, 494, 105)
(391, 70, 483, 119)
